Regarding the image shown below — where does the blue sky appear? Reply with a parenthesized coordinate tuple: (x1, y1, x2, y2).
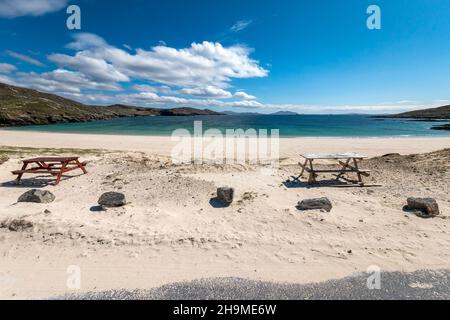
(0, 0, 449, 113)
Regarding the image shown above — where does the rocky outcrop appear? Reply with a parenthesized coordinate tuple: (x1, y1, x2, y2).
(431, 124, 450, 131)
(373, 105, 450, 120)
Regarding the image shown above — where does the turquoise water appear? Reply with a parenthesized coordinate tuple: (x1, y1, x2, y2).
(5, 115, 450, 137)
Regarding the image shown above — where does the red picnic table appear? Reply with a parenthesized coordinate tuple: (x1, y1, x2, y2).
(12, 157, 87, 185)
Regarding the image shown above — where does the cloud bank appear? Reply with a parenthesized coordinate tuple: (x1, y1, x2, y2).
(0, 0, 68, 18)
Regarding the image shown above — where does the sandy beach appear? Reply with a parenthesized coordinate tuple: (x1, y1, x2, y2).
(0, 130, 449, 299)
(1, 129, 450, 157)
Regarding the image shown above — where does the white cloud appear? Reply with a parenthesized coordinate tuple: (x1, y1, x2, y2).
(0, 63, 16, 73)
(433, 99, 450, 105)
(234, 91, 256, 100)
(5, 50, 46, 67)
(132, 84, 175, 95)
(66, 33, 110, 51)
(180, 86, 233, 99)
(259, 102, 444, 114)
(3, 33, 267, 108)
(16, 69, 122, 94)
(48, 52, 129, 83)
(118, 91, 263, 109)
(0, 74, 16, 85)
(0, 0, 68, 18)
(61, 34, 268, 88)
(230, 20, 253, 32)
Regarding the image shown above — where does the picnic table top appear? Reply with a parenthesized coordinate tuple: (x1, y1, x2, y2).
(300, 153, 368, 160)
(22, 156, 80, 163)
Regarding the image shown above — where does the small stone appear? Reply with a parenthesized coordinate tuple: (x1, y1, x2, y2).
(18, 189, 55, 203)
(406, 197, 440, 218)
(217, 187, 234, 205)
(98, 192, 126, 208)
(296, 197, 332, 212)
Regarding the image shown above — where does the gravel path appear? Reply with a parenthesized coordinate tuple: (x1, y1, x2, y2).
(57, 269, 449, 300)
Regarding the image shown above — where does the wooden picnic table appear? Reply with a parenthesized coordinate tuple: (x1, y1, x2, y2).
(12, 156, 87, 185)
(293, 153, 371, 185)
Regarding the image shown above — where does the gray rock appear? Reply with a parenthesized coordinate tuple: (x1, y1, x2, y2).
(217, 187, 234, 205)
(406, 197, 440, 217)
(98, 192, 126, 208)
(1, 219, 34, 232)
(18, 189, 55, 203)
(297, 197, 332, 212)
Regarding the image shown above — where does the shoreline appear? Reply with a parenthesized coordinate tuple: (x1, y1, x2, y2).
(3, 127, 450, 139)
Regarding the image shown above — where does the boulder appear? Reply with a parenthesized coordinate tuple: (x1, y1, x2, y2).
(217, 187, 234, 206)
(297, 197, 332, 212)
(406, 197, 440, 217)
(18, 189, 55, 203)
(98, 192, 126, 208)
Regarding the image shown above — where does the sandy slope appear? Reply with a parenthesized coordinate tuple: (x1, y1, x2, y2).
(0, 134, 449, 299)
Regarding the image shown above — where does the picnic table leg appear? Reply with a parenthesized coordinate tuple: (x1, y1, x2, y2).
(75, 159, 87, 174)
(353, 158, 363, 184)
(299, 159, 307, 178)
(292, 159, 308, 181)
(16, 162, 28, 184)
(336, 158, 351, 181)
(55, 161, 68, 185)
(38, 161, 53, 175)
(308, 159, 316, 184)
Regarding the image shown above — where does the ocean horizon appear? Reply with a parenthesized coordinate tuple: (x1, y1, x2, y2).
(4, 114, 450, 138)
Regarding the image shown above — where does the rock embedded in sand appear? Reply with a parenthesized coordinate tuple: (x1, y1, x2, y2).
(98, 192, 126, 208)
(217, 187, 234, 205)
(296, 197, 333, 212)
(406, 197, 440, 217)
(1, 219, 34, 232)
(18, 189, 55, 204)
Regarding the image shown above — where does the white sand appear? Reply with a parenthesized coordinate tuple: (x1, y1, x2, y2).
(0, 130, 449, 299)
(1, 129, 450, 157)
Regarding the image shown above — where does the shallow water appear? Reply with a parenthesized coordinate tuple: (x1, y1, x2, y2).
(6, 114, 450, 137)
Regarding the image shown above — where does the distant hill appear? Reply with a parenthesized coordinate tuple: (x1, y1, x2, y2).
(223, 111, 262, 116)
(375, 105, 450, 120)
(223, 110, 299, 116)
(270, 111, 299, 116)
(0, 83, 223, 127)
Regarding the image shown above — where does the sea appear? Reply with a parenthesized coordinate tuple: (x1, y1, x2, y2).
(5, 114, 450, 138)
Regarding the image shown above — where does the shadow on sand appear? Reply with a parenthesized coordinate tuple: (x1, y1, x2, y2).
(0, 174, 83, 188)
(209, 197, 230, 208)
(282, 176, 381, 188)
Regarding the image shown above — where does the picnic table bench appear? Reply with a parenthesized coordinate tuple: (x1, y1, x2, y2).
(12, 157, 87, 185)
(292, 153, 371, 185)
